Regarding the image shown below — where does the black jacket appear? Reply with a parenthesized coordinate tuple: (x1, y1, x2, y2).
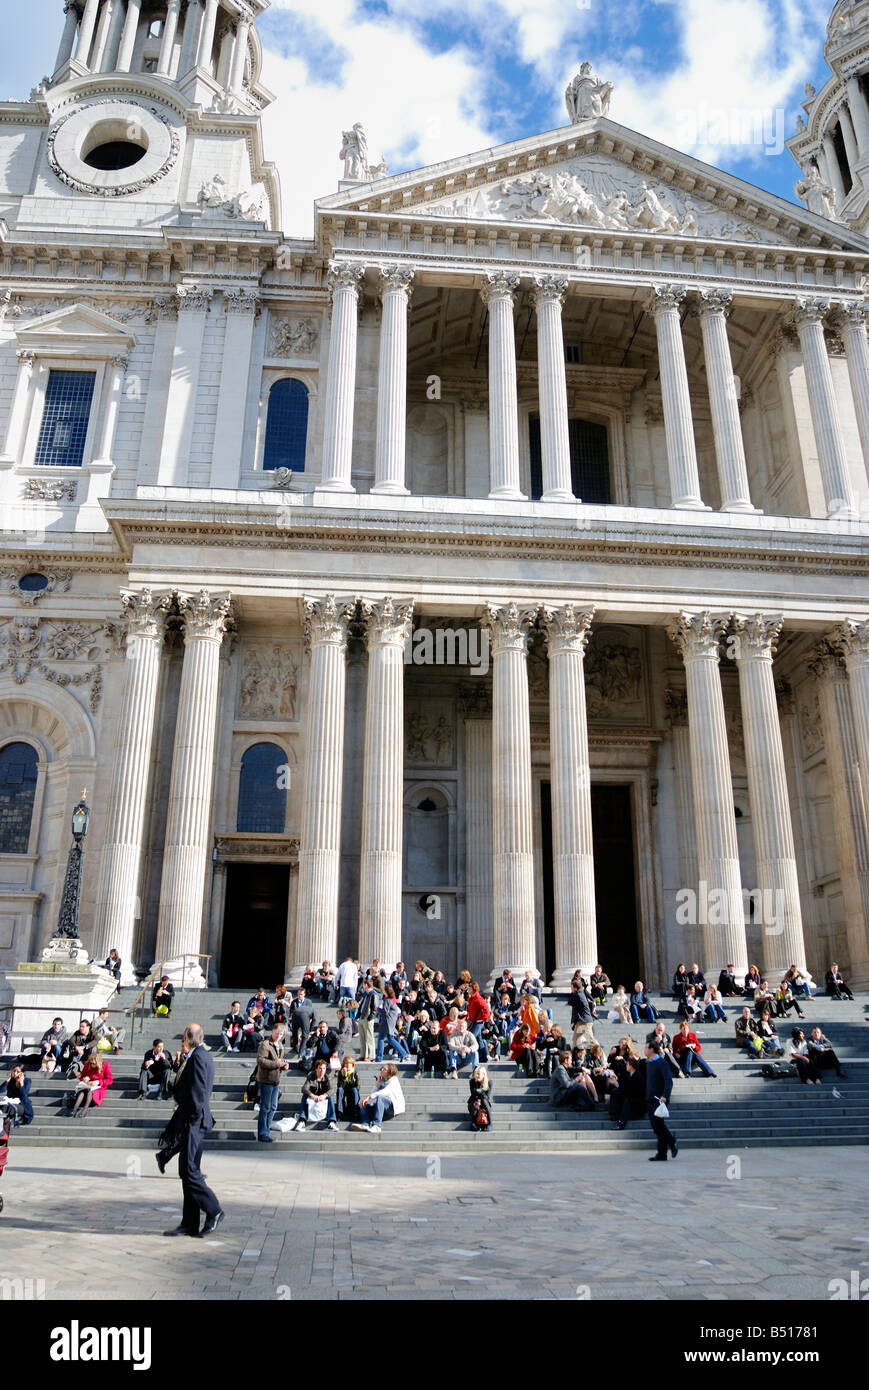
(569, 988, 594, 1024)
(173, 1045, 215, 1130)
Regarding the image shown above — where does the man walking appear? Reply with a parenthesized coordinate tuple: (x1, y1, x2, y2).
(288, 988, 316, 1057)
(256, 1023, 290, 1143)
(645, 1039, 677, 1161)
(569, 979, 596, 1050)
(163, 1022, 224, 1237)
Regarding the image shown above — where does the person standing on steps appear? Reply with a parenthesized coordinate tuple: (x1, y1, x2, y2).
(645, 1039, 677, 1161)
(256, 1023, 290, 1142)
(356, 978, 380, 1062)
(163, 1023, 224, 1238)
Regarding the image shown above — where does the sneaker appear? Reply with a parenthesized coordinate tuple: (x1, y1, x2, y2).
(368, 1124, 382, 1133)
(350, 1122, 368, 1131)
(328, 1121, 338, 1131)
(295, 1120, 306, 1133)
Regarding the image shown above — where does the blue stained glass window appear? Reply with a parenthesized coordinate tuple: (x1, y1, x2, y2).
(262, 379, 308, 472)
(237, 742, 287, 833)
(34, 370, 96, 468)
(0, 742, 39, 854)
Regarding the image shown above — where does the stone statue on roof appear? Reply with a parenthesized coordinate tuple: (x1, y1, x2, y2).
(565, 62, 613, 123)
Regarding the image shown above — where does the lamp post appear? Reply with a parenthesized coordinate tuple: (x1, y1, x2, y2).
(53, 791, 91, 941)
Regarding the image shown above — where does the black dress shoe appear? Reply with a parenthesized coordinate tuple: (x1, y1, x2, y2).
(648, 1154, 668, 1161)
(200, 1210, 225, 1236)
(156, 1152, 168, 1175)
(163, 1224, 198, 1237)
(670, 1140, 679, 1158)
(257, 1135, 273, 1143)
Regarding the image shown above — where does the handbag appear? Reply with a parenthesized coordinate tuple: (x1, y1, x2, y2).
(653, 1100, 669, 1118)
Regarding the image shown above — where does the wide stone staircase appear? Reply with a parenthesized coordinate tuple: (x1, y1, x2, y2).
(5, 987, 869, 1153)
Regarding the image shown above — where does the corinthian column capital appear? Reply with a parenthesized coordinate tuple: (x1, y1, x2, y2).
(668, 611, 729, 662)
(647, 283, 686, 317)
(327, 261, 365, 303)
(730, 613, 783, 662)
(840, 301, 869, 330)
(360, 595, 414, 647)
(480, 272, 520, 308)
(533, 274, 569, 308)
(695, 288, 734, 319)
(120, 588, 173, 641)
(303, 594, 355, 650)
(792, 296, 832, 328)
(176, 589, 234, 641)
(377, 264, 414, 298)
(833, 619, 869, 665)
(484, 601, 537, 654)
(808, 637, 848, 681)
(540, 602, 594, 655)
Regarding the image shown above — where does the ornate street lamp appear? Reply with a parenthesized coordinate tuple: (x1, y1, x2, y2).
(52, 790, 91, 941)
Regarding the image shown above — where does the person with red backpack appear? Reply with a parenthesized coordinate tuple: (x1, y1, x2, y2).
(466, 982, 491, 1058)
(467, 1066, 493, 1132)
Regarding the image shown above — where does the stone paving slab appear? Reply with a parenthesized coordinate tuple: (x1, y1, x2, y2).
(1, 1144, 867, 1302)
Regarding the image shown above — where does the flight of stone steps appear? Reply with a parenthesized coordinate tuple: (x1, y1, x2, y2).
(5, 985, 868, 1153)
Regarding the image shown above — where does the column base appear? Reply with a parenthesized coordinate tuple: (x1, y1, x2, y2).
(672, 498, 712, 511)
(485, 965, 541, 992)
(828, 504, 859, 521)
(541, 489, 576, 503)
(370, 481, 410, 496)
(489, 487, 527, 501)
(316, 479, 357, 494)
(721, 501, 762, 515)
(152, 955, 208, 990)
(548, 966, 596, 991)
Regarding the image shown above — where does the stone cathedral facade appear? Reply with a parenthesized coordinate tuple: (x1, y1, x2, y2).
(2, 0, 869, 996)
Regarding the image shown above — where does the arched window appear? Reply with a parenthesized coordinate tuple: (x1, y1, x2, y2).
(237, 742, 287, 833)
(262, 379, 308, 472)
(0, 742, 39, 854)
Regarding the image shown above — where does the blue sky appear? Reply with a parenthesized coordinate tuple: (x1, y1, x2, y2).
(1, 0, 838, 236)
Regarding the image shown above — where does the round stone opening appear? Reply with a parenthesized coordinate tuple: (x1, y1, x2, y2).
(80, 119, 148, 172)
(17, 573, 49, 593)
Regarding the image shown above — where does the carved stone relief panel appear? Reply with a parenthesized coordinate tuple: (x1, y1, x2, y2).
(237, 643, 299, 721)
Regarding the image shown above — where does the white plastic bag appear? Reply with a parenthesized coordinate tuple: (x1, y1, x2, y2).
(271, 1117, 294, 1133)
(653, 1100, 669, 1119)
(306, 1096, 329, 1123)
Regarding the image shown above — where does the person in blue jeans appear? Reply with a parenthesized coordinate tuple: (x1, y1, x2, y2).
(375, 985, 410, 1062)
(672, 1021, 717, 1078)
(350, 1063, 406, 1134)
(256, 1024, 290, 1142)
(630, 982, 657, 1024)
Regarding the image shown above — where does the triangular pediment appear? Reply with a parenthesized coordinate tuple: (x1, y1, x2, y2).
(318, 116, 869, 254)
(14, 302, 137, 353)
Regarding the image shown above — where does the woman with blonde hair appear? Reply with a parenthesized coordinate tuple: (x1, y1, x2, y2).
(467, 1064, 493, 1131)
(608, 985, 631, 1025)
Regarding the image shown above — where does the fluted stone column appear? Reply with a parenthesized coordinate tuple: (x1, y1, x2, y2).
(838, 302, 869, 475)
(211, 288, 259, 487)
(460, 686, 494, 982)
(320, 262, 364, 492)
(154, 591, 234, 987)
(158, 285, 212, 486)
(665, 687, 702, 965)
(90, 0, 116, 72)
(484, 603, 538, 979)
(847, 76, 869, 156)
(91, 590, 172, 981)
(74, 0, 100, 65)
(55, 1, 81, 73)
(229, 1, 252, 92)
(823, 133, 848, 207)
(373, 266, 413, 495)
(116, 0, 142, 72)
(195, 0, 219, 68)
(696, 290, 757, 512)
(92, 354, 127, 466)
(809, 641, 869, 985)
(158, 0, 182, 74)
(648, 286, 707, 509)
(731, 614, 807, 975)
(481, 273, 524, 500)
(178, 0, 204, 74)
(836, 618, 869, 849)
(358, 597, 413, 972)
(534, 275, 573, 501)
(840, 105, 860, 181)
(669, 612, 748, 974)
(0, 351, 35, 466)
(793, 298, 856, 518)
(290, 596, 355, 985)
(541, 604, 597, 984)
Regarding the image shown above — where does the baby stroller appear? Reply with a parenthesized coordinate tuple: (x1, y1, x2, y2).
(0, 1097, 14, 1212)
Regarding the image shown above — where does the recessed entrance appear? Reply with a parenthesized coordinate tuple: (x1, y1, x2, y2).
(219, 863, 289, 987)
(541, 781, 640, 987)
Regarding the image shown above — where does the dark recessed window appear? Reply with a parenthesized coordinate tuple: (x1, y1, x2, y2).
(34, 370, 96, 468)
(18, 573, 49, 593)
(0, 742, 39, 854)
(83, 141, 146, 171)
(237, 742, 286, 833)
(565, 342, 582, 364)
(263, 379, 309, 472)
(529, 414, 611, 504)
(418, 798, 438, 812)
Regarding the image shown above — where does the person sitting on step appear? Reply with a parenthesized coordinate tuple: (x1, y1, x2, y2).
(535, 1021, 560, 1078)
(672, 963, 690, 1001)
(687, 962, 707, 995)
(468, 1065, 493, 1131)
(702, 985, 727, 1023)
(647, 1022, 686, 1078)
(351, 1062, 406, 1134)
(39, 1018, 68, 1072)
(417, 1020, 448, 1077)
(717, 964, 742, 998)
(608, 985, 632, 1025)
(291, 1057, 338, 1133)
(509, 1022, 539, 1077)
(64, 1019, 96, 1078)
(825, 963, 854, 1001)
(104, 949, 123, 992)
(786, 965, 816, 999)
(445, 1024, 480, 1078)
(743, 964, 763, 998)
(569, 1047, 601, 1104)
(807, 1026, 847, 1078)
(335, 1055, 361, 1123)
(137, 1038, 173, 1100)
(672, 1019, 717, 1078)
(239, 1009, 266, 1054)
(611, 1053, 647, 1130)
(589, 965, 611, 1005)
(755, 1011, 784, 1057)
(220, 1002, 245, 1053)
(754, 979, 777, 1017)
(314, 961, 335, 1003)
(69, 1050, 113, 1119)
(774, 980, 805, 1021)
(630, 981, 657, 1025)
(677, 985, 704, 1023)
(788, 1028, 821, 1085)
(245, 988, 273, 1025)
(152, 976, 174, 1018)
(549, 1050, 595, 1111)
(5, 1065, 33, 1126)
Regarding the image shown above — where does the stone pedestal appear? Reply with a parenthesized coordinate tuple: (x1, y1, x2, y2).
(2, 948, 116, 1052)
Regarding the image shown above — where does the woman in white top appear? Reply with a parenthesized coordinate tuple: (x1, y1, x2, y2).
(351, 1063, 406, 1133)
(703, 986, 727, 1023)
(788, 1028, 821, 1084)
(609, 986, 631, 1025)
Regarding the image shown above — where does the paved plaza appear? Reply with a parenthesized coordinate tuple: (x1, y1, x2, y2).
(2, 1144, 867, 1301)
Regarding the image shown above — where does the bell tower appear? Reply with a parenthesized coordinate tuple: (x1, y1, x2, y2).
(788, 0, 869, 233)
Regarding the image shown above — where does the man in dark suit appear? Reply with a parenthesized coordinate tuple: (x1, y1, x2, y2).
(163, 1023, 224, 1238)
(644, 1040, 677, 1161)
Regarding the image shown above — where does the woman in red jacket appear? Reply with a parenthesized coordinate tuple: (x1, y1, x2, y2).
(466, 982, 491, 1058)
(70, 1053, 114, 1117)
(509, 1023, 539, 1077)
(671, 1021, 717, 1079)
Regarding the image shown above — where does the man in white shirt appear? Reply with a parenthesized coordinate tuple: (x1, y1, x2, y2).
(334, 957, 359, 1004)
